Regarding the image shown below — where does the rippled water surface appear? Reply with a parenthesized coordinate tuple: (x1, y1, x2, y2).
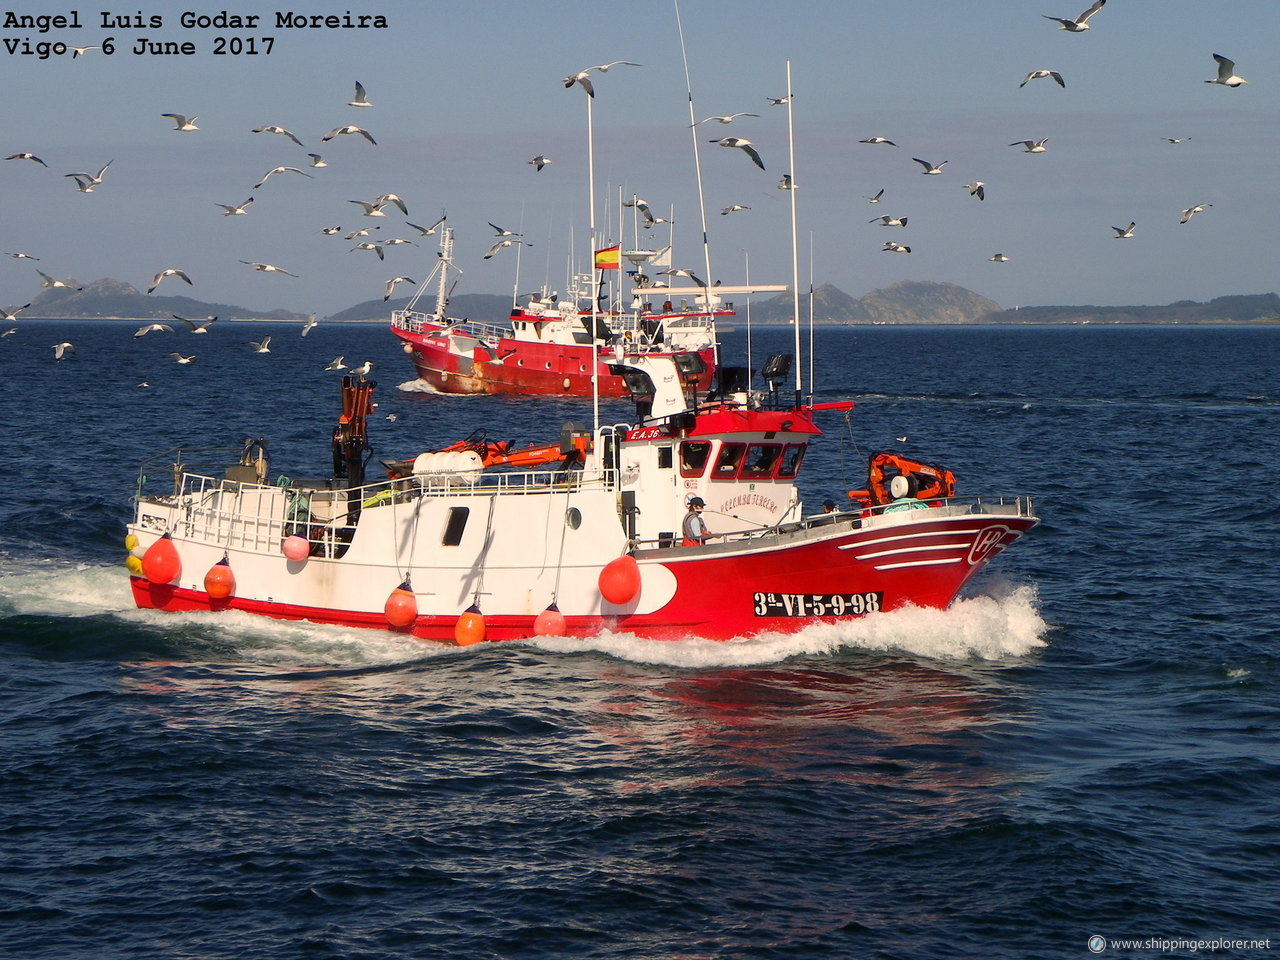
(2, 322, 1277, 959)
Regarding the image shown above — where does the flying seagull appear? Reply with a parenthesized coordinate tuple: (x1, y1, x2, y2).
(869, 215, 908, 226)
(1043, 0, 1105, 32)
(1205, 54, 1248, 87)
(1010, 138, 1050, 153)
(169, 353, 196, 364)
(173, 313, 216, 333)
(348, 81, 372, 107)
(253, 166, 314, 189)
(0, 303, 30, 321)
(528, 155, 552, 171)
(405, 215, 446, 236)
(64, 160, 112, 187)
(1164, 137, 1191, 144)
(6, 252, 38, 260)
(37, 270, 81, 290)
(589, 60, 642, 72)
(710, 137, 765, 170)
(307, 153, 328, 168)
(720, 204, 751, 215)
(352, 241, 385, 260)
(881, 242, 911, 253)
(766, 95, 791, 106)
(301, 315, 319, 336)
(777, 174, 796, 191)
(324, 356, 347, 371)
(5, 152, 48, 166)
(252, 124, 303, 146)
(864, 188, 885, 203)
(483, 238, 530, 259)
(133, 322, 174, 338)
(52, 341, 75, 360)
(147, 268, 192, 294)
(623, 198, 655, 226)
(912, 158, 948, 174)
(384, 276, 416, 301)
(240, 261, 298, 276)
(162, 113, 199, 131)
(565, 60, 641, 95)
(70, 45, 101, 57)
(488, 222, 523, 237)
(1111, 222, 1136, 238)
(321, 226, 341, 235)
(245, 336, 272, 353)
(964, 181, 986, 200)
(1021, 69, 1066, 88)
(1179, 203, 1212, 224)
(322, 125, 377, 144)
(696, 113, 759, 125)
(989, 253, 1011, 262)
(858, 137, 897, 146)
(214, 198, 254, 216)
(658, 267, 706, 287)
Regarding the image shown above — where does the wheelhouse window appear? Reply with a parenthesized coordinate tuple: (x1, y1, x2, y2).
(712, 442, 746, 479)
(679, 440, 712, 477)
(740, 443, 783, 479)
(442, 507, 469, 546)
(777, 443, 806, 479)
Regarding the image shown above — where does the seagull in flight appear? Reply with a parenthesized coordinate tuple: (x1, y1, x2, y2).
(348, 81, 373, 107)
(1010, 138, 1050, 153)
(483, 238, 530, 259)
(64, 160, 112, 187)
(322, 125, 377, 144)
(1111, 222, 1136, 238)
(1179, 203, 1212, 224)
(912, 158, 948, 174)
(589, 60, 641, 72)
(1021, 69, 1065, 88)
(162, 113, 199, 131)
(564, 60, 641, 96)
(658, 267, 706, 287)
(324, 356, 347, 371)
(245, 336, 272, 353)
(6, 252, 38, 260)
(405, 215, 446, 236)
(213, 198, 254, 217)
(5, 152, 47, 166)
(623, 198, 655, 226)
(1164, 137, 1191, 144)
(1205, 54, 1248, 87)
(964, 181, 986, 200)
(70, 45, 101, 57)
(307, 153, 328, 168)
(989, 253, 1011, 262)
(858, 137, 897, 146)
(147, 268, 192, 294)
(528, 155, 552, 171)
(384, 276, 416, 300)
(765, 95, 791, 106)
(301, 315, 319, 336)
(52, 341, 75, 360)
(252, 124, 303, 146)
(869, 215, 908, 226)
(37, 270, 81, 290)
(881, 242, 911, 254)
(710, 137, 765, 170)
(864, 188, 885, 203)
(241, 261, 298, 276)
(695, 113, 759, 125)
(1, 303, 31, 321)
(169, 353, 196, 364)
(352, 241, 385, 260)
(253, 166, 314, 189)
(174, 313, 216, 333)
(1043, 0, 1105, 32)
(488, 222, 523, 237)
(720, 204, 751, 215)
(133, 322, 174, 338)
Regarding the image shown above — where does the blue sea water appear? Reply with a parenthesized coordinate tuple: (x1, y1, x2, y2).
(1, 321, 1277, 959)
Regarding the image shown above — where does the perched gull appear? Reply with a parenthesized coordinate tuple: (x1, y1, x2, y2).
(405, 215, 446, 236)
(37, 270, 81, 290)
(307, 153, 328, 168)
(0, 303, 30, 321)
(252, 124, 304, 146)
(240, 261, 298, 276)
(1205, 54, 1248, 87)
(350, 360, 373, 380)
(912, 158, 948, 174)
(169, 353, 196, 364)
(1111, 222, 1136, 238)
(881, 242, 911, 254)
(174, 313, 216, 333)
(162, 113, 199, 131)
(214, 198, 254, 216)
(352, 241, 385, 260)
(864, 188, 885, 203)
(1043, 0, 1106, 32)
(858, 137, 897, 146)
(5, 152, 47, 166)
(869, 215, 908, 226)
(989, 253, 1011, 262)
(384, 276, 416, 301)
(253, 166, 314, 189)
(52, 341, 75, 360)
(147, 268, 192, 294)
(322, 125, 377, 144)
(964, 181, 987, 200)
(301, 315, 319, 336)
(483, 238, 530, 259)
(528, 155, 552, 171)
(133, 322, 174, 338)
(1010, 138, 1050, 153)
(695, 113, 759, 125)
(1021, 69, 1066, 88)
(710, 137, 765, 170)
(348, 81, 373, 107)
(245, 336, 272, 353)
(720, 204, 751, 215)
(1179, 203, 1212, 224)
(324, 356, 347, 371)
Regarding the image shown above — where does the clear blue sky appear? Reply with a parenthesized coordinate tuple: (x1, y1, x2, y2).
(2, 0, 1276, 316)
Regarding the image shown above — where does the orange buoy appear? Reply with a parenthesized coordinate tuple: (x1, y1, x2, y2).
(533, 603, 566, 637)
(454, 604, 487, 646)
(598, 554, 640, 605)
(204, 556, 236, 600)
(141, 533, 181, 585)
(281, 535, 310, 562)
(384, 579, 418, 629)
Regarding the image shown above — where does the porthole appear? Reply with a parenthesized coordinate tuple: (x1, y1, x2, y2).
(565, 507, 582, 529)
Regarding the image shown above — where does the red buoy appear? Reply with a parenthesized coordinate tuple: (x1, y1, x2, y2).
(533, 603, 566, 637)
(384, 580, 418, 629)
(203, 556, 236, 600)
(141, 534, 181, 585)
(454, 604, 486, 646)
(598, 555, 640, 605)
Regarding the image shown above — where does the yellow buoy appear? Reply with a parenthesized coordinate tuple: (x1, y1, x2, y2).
(125, 555, 143, 575)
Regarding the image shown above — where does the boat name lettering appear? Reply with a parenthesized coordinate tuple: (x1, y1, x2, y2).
(753, 592, 883, 617)
(626, 427, 665, 440)
(723, 493, 778, 513)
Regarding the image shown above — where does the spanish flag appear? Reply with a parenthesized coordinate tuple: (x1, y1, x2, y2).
(594, 244, 621, 270)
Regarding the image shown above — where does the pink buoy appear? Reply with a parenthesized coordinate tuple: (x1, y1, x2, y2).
(281, 535, 310, 562)
(204, 557, 236, 600)
(454, 604, 487, 646)
(533, 603, 566, 637)
(384, 580, 418, 629)
(598, 555, 640, 605)
(141, 533, 181, 585)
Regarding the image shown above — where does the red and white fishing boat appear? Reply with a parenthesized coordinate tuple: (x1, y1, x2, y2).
(124, 347, 1038, 644)
(390, 227, 736, 396)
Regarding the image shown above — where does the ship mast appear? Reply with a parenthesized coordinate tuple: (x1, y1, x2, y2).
(784, 60, 802, 408)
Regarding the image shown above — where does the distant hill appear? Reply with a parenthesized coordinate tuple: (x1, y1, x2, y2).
(329, 292, 513, 323)
(747, 281, 1001, 325)
(983, 293, 1280, 324)
(24, 277, 309, 321)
